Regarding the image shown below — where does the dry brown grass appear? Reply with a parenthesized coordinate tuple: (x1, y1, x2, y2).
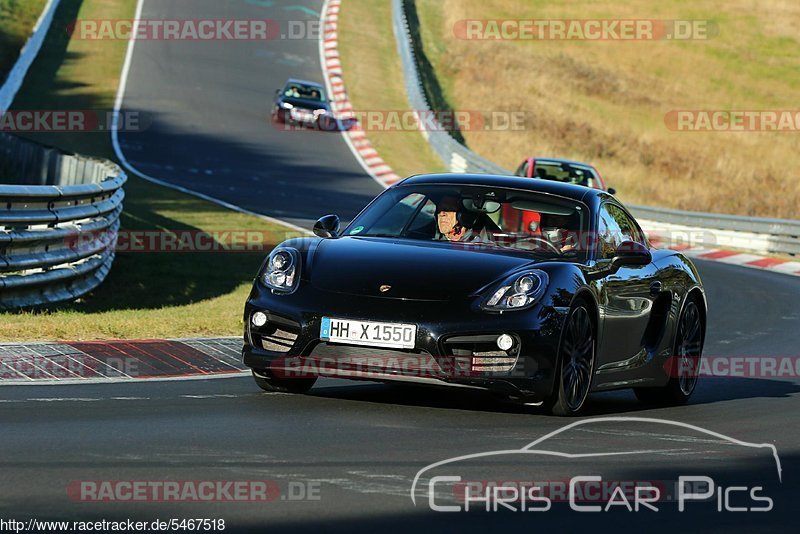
(413, 0, 800, 218)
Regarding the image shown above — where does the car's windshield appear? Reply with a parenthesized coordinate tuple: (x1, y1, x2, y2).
(346, 184, 588, 261)
(283, 83, 325, 101)
(534, 161, 601, 189)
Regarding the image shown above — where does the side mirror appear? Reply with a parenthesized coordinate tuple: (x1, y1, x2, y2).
(275, 89, 281, 97)
(611, 240, 651, 269)
(607, 187, 617, 195)
(313, 214, 340, 238)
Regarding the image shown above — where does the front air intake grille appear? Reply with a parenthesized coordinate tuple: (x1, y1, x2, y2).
(443, 334, 521, 373)
(250, 312, 300, 353)
(259, 328, 298, 352)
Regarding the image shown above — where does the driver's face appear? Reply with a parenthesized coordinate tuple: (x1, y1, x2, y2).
(437, 210, 458, 236)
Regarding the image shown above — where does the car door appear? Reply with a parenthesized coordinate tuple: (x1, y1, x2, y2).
(595, 202, 660, 373)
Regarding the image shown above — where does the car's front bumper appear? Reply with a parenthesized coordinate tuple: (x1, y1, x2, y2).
(242, 281, 568, 400)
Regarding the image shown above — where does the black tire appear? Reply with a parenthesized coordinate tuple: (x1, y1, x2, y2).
(546, 299, 596, 416)
(635, 297, 704, 406)
(252, 369, 316, 394)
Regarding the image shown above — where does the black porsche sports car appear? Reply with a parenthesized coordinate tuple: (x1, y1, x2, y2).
(272, 78, 332, 128)
(243, 173, 707, 415)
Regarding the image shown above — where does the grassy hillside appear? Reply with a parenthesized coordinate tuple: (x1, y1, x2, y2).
(412, 0, 800, 218)
(0, 0, 47, 82)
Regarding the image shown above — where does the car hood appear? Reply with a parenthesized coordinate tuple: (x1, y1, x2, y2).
(308, 237, 536, 301)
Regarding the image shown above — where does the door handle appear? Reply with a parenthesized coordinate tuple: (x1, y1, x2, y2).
(649, 281, 663, 297)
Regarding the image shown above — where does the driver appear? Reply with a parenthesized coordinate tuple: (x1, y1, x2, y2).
(435, 196, 491, 243)
(435, 196, 468, 241)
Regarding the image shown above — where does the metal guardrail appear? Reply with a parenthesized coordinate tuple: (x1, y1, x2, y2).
(0, 133, 126, 309)
(391, 0, 800, 257)
(392, 0, 507, 177)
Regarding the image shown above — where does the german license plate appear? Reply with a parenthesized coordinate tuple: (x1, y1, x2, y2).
(320, 317, 416, 349)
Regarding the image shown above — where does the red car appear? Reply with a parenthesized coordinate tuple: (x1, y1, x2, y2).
(515, 157, 615, 194)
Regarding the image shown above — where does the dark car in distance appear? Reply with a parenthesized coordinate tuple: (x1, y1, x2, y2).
(243, 173, 706, 415)
(272, 78, 332, 128)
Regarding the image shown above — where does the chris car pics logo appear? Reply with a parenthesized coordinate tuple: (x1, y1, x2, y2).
(411, 417, 781, 513)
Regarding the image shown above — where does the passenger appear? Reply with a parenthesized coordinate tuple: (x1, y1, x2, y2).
(522, 211, 541, 234)
(542, 214, 578, 253)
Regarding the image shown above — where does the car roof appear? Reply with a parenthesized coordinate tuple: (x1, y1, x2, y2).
(397, 173, 604, 204)
(284, 78, 324, 88)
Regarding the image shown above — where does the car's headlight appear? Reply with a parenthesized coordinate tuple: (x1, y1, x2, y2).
(262, 247, 301, 294)
(279, 102, 294, 110)
(481, 270, 549, 312)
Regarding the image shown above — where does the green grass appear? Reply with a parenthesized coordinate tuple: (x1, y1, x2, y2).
(337, 0, 445, 177)
(0, 0, 47, 82)
(1, 0, 301, 341)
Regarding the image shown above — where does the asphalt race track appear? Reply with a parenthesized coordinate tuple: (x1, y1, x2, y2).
(1, 0, 798, 531)
(115, 0, 382, 228)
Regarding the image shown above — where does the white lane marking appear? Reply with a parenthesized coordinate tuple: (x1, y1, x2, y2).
(180, 394, 239, 399)
(28, 398, 104, 402)
(0, 392, 275, 403)
(0, 370, 250, 387)
(110, 0, 311, 237)
(302, 475, 414, 499)
(769, 261, 800, 274)
(714, 253, 765, 265)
